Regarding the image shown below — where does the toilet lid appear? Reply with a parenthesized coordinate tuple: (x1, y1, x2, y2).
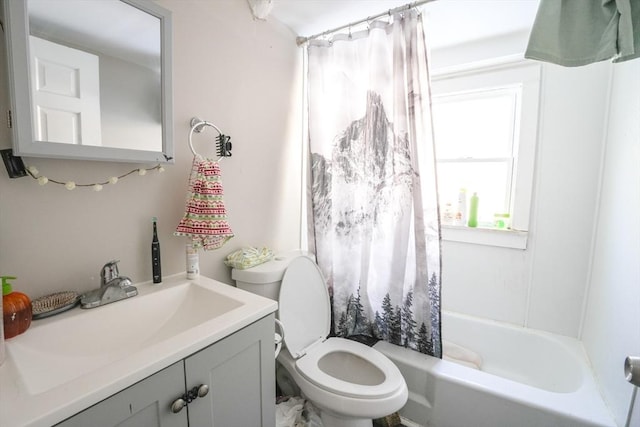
(279, 256, 330, 359)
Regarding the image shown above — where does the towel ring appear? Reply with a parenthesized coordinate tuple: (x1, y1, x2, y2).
(188, 117, 232, 159)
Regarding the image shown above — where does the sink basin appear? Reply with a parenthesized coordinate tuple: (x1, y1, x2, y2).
(8, 281, 243, 395)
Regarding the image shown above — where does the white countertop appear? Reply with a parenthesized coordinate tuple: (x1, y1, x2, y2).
(0, 273, 277, 427)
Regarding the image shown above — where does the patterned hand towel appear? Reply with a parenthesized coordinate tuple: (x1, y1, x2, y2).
(175, 155, 234, 250)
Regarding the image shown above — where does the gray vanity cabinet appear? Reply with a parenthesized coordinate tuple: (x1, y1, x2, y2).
(56, 315, 275, 427)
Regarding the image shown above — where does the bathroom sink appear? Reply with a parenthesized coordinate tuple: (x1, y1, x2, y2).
(7, 279, 244, 395)
(1, 273, 277, 427)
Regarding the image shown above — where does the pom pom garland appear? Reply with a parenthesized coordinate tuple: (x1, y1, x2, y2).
(24, 164, 164, 191)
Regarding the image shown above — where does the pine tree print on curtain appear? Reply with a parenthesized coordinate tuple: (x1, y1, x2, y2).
(306, 11, 442, 357)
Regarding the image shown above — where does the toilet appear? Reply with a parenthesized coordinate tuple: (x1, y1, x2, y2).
(232, 253, 408, 427)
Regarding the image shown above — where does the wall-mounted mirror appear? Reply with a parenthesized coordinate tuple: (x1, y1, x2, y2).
(3, 0, 173, 163)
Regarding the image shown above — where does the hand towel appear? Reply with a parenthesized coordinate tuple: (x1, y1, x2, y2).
(175, 155, 234, 250)
(224, 247, 274, 269)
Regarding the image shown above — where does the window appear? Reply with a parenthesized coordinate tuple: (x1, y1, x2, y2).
(431, 59, 541, 249)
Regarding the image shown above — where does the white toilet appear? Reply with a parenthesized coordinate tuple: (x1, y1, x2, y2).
(232, 253, 408, 427)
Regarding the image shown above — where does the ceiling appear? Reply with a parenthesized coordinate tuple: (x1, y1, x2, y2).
(268, 0, 540, 48)
(29, 0, 161, 70)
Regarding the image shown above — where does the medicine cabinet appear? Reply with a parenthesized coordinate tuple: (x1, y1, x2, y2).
(2, 0, 174, 163)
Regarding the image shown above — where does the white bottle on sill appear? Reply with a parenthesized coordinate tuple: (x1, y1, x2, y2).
(454, 188, 467, 226)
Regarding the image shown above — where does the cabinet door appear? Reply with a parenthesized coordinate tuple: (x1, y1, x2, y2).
(185, 315, 276, 427)
(55, 361, 188, 427)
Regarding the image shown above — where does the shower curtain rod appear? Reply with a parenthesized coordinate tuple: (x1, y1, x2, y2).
(295, 0, 436, 46)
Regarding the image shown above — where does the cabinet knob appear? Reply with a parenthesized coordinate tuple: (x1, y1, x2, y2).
(197, 384, 209, 398)
(171, 383, 209, 414)
(171, 398, 186, 414)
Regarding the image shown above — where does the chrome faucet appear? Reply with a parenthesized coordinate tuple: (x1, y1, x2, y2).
(80, 260, 138, 309)
(101, 260, 121, 287)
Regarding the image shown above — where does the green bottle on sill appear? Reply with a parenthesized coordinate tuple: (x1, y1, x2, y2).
(467, 192, 479, 228)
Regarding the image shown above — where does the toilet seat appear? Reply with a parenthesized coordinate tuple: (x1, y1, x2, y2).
(295, 337, 405, 399)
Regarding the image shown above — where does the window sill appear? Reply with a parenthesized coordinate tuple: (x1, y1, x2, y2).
(441, 225, 528, 249)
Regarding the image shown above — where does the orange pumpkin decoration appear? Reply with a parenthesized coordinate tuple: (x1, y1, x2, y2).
(2, 276, 32, 339)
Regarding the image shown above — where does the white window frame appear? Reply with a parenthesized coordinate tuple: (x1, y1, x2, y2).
(431, 57, 541, 249)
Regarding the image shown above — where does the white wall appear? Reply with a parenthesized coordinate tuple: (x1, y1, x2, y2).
(432, 33, 611, 338)
(581, 59, 640, 427)
(525, 61, 610, 336)
(0, 0, 303, 298)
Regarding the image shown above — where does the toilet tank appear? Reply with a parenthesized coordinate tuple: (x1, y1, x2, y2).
(231, 250, 312, 300)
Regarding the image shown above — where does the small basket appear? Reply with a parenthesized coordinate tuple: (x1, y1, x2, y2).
(32, 291, 80, 319)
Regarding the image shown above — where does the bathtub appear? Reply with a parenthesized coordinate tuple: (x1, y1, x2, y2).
(373, 311, 616, 427)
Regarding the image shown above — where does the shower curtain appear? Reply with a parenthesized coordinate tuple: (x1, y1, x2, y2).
(306, 10, 441, 357)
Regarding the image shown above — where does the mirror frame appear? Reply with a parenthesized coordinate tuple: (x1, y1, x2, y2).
(3, 0, 174, 164)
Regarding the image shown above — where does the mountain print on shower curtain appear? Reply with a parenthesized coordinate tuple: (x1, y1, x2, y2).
(310, 91, 441, 356)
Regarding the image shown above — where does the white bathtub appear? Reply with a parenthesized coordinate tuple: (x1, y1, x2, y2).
(374, 311, 616, 427)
